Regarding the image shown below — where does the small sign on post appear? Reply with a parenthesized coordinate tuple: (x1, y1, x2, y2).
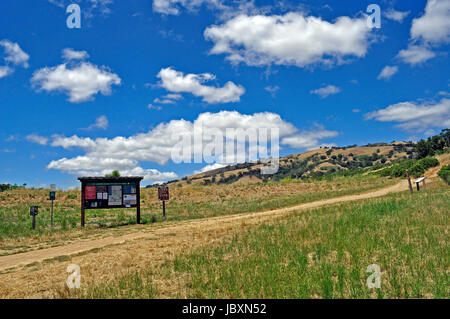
(414, 177, 426, 191)
(30, 206, 39, 230)
(158, 185, 170, 220)
(49, 184, 56, 228)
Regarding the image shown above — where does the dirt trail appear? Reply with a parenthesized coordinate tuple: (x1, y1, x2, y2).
(0, 180, 409, 272)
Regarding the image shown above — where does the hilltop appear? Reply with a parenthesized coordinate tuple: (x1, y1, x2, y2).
(167, 142, 416, 186)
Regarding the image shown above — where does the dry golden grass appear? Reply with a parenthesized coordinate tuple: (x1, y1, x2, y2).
(165, 183, 448, 299)
(0, 173, 397, 260)
(0, 176, 410, 298)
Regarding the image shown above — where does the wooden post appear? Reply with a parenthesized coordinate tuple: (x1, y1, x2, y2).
(81, 182, 85, 227)
(406, 170, 413, 193)
(163, 200, 166, 220)
(136, 181, 141, 224)
(423, 179, 426, 189)
(416, 182, 420, 191)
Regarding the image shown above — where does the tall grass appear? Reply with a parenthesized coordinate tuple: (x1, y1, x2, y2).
(86, 184, 449, 299)
(172, 186, 448, 298)
(0, 175, 396, 243)
(78, 271, 157, 299)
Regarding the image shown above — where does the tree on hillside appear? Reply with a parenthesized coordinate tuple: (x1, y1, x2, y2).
(106, 170, 121, 177)
(0, 184, 11, 192)
(416, 129, 450, 159)
(437, 129, 450, 147)
(416, 140, 433, 158)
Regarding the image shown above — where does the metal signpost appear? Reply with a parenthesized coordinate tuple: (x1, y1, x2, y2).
(78, 176, 143, 227)
(158, 185, 170, 220)
(30, 206, 39, 230)
(50, 184, 56, 228)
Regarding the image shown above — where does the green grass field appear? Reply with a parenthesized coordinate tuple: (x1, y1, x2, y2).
(0, 174, 395, 243)
(81, 183, 449, 299)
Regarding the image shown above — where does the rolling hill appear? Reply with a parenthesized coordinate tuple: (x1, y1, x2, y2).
(167, 142, 416, 186)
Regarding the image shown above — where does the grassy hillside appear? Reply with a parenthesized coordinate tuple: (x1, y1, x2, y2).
(167, 130, 449, 186)
(170, 143, 415, 186)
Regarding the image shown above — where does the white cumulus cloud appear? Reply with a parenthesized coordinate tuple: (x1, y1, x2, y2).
(281, 126, 338, 150)
(385, 9, 410, 23)
(0, 39, 30, 68)
(48, 0, 114, 17)
(26, 134, 49, 145)
(153, 0, 189, 15)
(31, 57, 121, 103)
(62, 48, 89, 61)
(377, 66, 399, 80)
(397, 45, 436, 65)
(83, 115, 109, 130)
(0, 40, 29, 78)
(153, 97, 177, 105)
(310, 85, 341, 98)
(152, 0, 261, 18)
(193, 163, 226, 175)
(0, 66, 13, 78)
(157, 67, 245, 104)
(411, 0, 450, 44)
(204, 12, 372, 68)
(366, 98, 450, 132)
(47, 156, 177, 182)
(397, 0, 450, 66)
(47, 111, 337, 180)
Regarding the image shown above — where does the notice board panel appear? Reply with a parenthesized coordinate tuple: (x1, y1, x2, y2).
(79, 176, 143, 227)
(81, 180, 141, 210)
(108, 185, 123, 206)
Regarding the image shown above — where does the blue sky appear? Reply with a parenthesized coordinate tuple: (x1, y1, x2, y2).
(0, 0, 449, 189)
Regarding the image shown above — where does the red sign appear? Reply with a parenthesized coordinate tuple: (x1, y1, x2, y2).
(158, 186, 169, 201)
(85, 186, 97, 200)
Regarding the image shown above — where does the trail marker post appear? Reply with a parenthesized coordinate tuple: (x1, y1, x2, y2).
(30, 206, 39, 230)
(50, 184, 56, 228)
(158, 185, 170, 220)
(163, 200, 166, 220)
(406, 170, 413, 193)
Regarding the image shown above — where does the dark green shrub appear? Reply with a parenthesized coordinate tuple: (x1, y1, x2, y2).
(438, 165, 450, 185)
(0, 184, 11, 192)
(376, 157, 439, 178)
(409, 157, 439, 177)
